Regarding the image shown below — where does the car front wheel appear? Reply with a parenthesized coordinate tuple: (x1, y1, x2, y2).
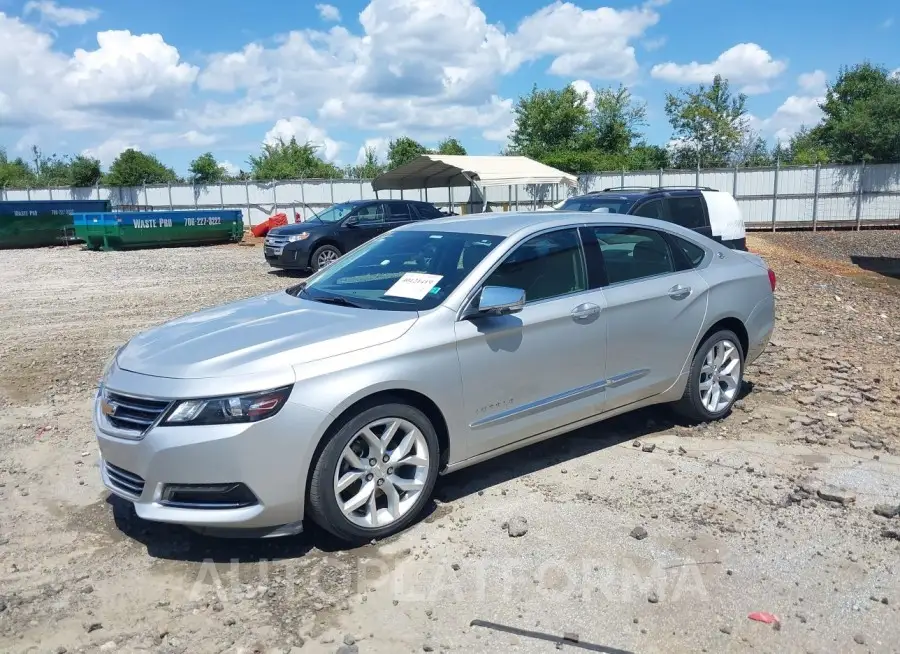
(307, 402, 440, 544)
(311, 244, 341, 272)
(673, 329, 745, 423)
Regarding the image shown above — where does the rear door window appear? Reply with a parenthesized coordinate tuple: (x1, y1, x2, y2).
(632, 199, 664, 219)
(588, 226, 676, 285)
(386, 202, 412, 222)
(665, 195, 708, 230)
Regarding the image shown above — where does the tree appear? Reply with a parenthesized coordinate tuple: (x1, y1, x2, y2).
(247, 137, 342, 180)
(31, 146, 71, 186)
(734, 131, 775, 167)
(105, 149, 178, 186)
(189, 152, 227, 185)
(70, 155, 102, 187)
(508, 84, 593, 162)
(435, 137, 467, 156)
(591, 84, 648, 155)
(780, 126, 831, 165)
(346, 146, 387, 179)
(627, 143, 670, 170)
(665, 74, 749, 168)
(0, 148, 37, 187)
(387, 136, 428, 170)
(814, 62, 900, 164)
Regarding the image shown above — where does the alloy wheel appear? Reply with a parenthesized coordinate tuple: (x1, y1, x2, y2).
(317, 250, 339, 268)
(333, 417, 430, 528)
(699, 339, 741, 413)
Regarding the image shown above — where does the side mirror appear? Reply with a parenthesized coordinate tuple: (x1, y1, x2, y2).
(469, 286, 526, 317)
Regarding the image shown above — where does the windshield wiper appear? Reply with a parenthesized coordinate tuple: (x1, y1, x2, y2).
(308, 294, 363, 308)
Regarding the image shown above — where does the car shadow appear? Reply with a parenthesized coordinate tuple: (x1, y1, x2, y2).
(267, 269, 308, 279)
(109, 381, 752, 563)
(850, 255, 900, 280)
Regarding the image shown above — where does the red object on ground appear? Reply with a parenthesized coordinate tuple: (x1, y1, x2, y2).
(295, 211, 303, 223)
(250, 212, 290, 237)
(748, 612, 779, 624)
(269, 212, 288, 228)
(250, 221, 270, 237)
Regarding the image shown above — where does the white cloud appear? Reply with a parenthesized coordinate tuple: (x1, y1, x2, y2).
(749, 71, 826, 143)
(891, 68, 900, 80)
(571, 79, 596, 107)
(221, 160, 241, 175)
(510, 2, 659, 79)
(316, 3, 342, 21)
(64, 31, 198, 110)
(264, 116, 342, 162)
(643, 36, 666, 51)
(4, 0, 665, 160)
(650, 43, 787, 94)
(797, 69, 827, 95)
(82, 131, 219, 167)
(23, 1, 100, 26)
(0, 13, 197, 130)
(82, 139, 139, 168)
(194, 0, 661, 142)
(881, 17, 894, 29)
(355, 138, 390, 164)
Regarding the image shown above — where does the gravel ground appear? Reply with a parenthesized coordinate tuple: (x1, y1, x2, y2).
(758, 229, 900, 265)
(1, 234, 900, 654)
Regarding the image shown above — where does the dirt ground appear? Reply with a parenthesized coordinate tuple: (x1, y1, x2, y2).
(1, 230, 899, 654)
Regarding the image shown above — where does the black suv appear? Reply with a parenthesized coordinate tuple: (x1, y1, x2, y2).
(264, 199, 452, 272)
(556, 186, 747, 250)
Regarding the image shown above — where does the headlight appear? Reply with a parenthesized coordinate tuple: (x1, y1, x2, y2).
(161, 385, 293, 426)
(287, 233, 310, 242)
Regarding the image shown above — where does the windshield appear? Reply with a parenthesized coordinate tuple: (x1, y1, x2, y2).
(310, 203, 357, 223)
(560, 197, 634, 213)
(287, 229, 505, 311)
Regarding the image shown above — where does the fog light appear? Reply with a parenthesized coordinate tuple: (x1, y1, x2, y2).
(160, 483, 258, 509)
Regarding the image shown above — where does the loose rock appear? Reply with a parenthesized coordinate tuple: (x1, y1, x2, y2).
(506, 517, 528, 538)
(630, 526, 648, 540)
(874, 504, 900, 519)
(816, 485, 856, 505)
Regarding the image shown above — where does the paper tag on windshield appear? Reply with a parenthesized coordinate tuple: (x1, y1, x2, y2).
(384, 273, 444, 300)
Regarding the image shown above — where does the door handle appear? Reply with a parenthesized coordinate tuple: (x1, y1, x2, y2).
(571, 303, 601, 320)
(667, 284, 692, 300)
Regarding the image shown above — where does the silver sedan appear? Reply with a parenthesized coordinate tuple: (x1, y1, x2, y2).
(94, 211, 776, 543)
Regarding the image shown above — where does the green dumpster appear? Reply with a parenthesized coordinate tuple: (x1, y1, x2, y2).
(0, 200, 110, 249)
(73, 210, 244, 250)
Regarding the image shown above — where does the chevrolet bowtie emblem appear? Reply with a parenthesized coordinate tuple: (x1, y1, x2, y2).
(101, 398, 118, 416)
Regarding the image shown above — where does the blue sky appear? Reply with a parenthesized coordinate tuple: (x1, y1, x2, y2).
(1, 0, 898, 176)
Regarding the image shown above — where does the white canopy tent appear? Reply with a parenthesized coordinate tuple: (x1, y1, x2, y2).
(370, 155, 578, 211)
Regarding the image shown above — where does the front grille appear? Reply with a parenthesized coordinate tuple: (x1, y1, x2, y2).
(265, 236, 289, 248)
(104, 390, 170, 435)
(104, 462, 146, 498)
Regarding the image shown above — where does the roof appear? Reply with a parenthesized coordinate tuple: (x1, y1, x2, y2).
(344, 198, 422, 205)
(574, 186, 716, 199)
(371, 155, 578, 192)
(402, 210, 704, 241)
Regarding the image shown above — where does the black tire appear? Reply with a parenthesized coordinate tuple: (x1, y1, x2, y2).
(310, 244, 342, 272)
(307, 402, 440, 544)
(672, 329, 745, 423)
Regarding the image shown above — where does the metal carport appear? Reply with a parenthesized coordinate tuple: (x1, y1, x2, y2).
(371, 155, 578, 212)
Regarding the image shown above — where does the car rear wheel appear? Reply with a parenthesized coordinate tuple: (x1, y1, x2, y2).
(307, 402, 440, 544)
(673, 329, 744, 423)
(311, 244, 341, 272)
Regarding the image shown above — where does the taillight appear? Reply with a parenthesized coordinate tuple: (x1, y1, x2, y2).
(767, 268, 777, 292)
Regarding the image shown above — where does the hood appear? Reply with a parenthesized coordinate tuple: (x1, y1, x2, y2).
(117, 292, 417, 379)
(268, 222, 325, 235)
